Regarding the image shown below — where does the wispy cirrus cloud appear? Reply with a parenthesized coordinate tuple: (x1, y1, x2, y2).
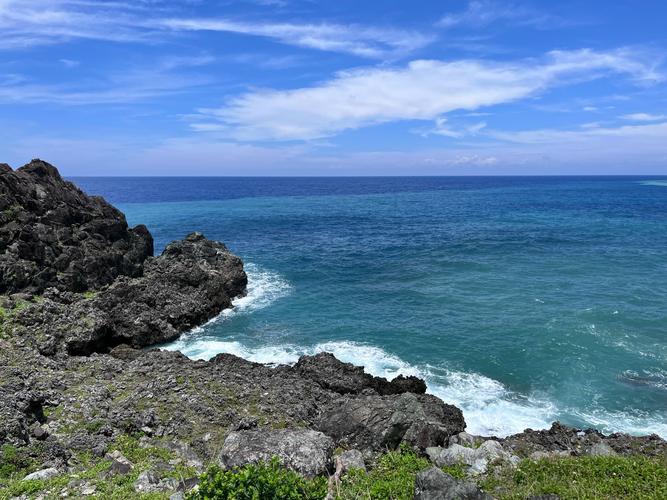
(437, 0, 559, 29)
(0, 55, 215, 105)
(620, 112, 666, 122)
(489, 120, 667, 144)
(0, 0, 432, 58)
(191, 48, 663, 141)
(157, 18, 433, 59)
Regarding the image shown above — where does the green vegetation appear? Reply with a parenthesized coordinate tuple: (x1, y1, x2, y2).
(2, 205, 22, 219)
(0, 445, 36, 483)
(0, 435, 197, 500)
(0, 299, 32, 339)
(336, 445, 430, 499)
(192, 458, 327, 500)
(482, 455, 667, 500)
(82, 290, 98, 299)
(3, 439, 666, 499)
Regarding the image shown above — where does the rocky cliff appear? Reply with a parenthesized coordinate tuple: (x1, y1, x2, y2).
(0, 160, 153, 294)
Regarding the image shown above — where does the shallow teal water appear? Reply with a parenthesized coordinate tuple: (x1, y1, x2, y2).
(75, 176, 667, 437)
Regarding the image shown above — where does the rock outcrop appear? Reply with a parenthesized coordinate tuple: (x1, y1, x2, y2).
(293, 352, 427, 395)
(414, 467, 491, 500)
(317, 392, 465, 451)
(11, 232, 247, 355)
(0, 159, 152, 294)
(219, 429, 335, 477)
(502, 422, 667, 459)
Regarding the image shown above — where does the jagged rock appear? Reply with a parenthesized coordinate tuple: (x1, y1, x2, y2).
(427, 440, 519, 474)
(11, 232, 247, 354)
(134, 470, 160, 493)
(106, 450, 133, 475)
(293, 352, 426, 395)
(0, 159, 152, 294)
(317, 392, 465, 452)
(414, 467, 491, 500)
(219, 429, 334, 477)
(502, 422, 667, 458)
(23, 467, 59, 481)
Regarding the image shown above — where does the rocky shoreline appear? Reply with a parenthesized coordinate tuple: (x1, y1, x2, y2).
(1, 160, 665, 499)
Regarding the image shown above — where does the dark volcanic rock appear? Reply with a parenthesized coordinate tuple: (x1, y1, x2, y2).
(12, 232, 247, 354)
(316, 392, 465, 452)
(0, 159, 152, 294)
(502, 422, 667, 458)
(68, 232, 246, 352)
(414, 467, 491, 500)
(219, 429, 335, 477)
(293, 352, 427, 395)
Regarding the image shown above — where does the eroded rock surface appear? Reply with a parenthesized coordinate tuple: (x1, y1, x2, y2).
(0, 159, 152, 294)
(317, 392, 465, 451)
(414, 467, 492, 500)
(219, 429, 335, 477)
(502, 422, 667, 458)
(8, 232, 247, 355)
(293, 352, 426, 395)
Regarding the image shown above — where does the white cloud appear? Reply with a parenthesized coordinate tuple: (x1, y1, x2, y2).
(0, 0, 432, 58)
(193, 48, 662, 141)
(438, 0, 556, 29)
(621, 112, 666, 122)
(488, 120, 667, 144)
(159, 18, 433, 59)
(421, 117, 487, 138)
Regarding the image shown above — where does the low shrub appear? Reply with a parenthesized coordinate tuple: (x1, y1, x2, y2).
(191, 458, 327, 500)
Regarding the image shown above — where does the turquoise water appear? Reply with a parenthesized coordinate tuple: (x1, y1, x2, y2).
(74, 176, 667, 437)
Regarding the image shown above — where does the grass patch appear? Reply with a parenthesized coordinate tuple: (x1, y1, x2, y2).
(0, 299, 32, 339)
(0, 435, 187, 500)
(337, 445, 431, 499)
(482, 455, 667, 500)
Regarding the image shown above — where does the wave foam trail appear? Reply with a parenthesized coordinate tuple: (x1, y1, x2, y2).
(165, 337, 557, 437)
(225, 263, 291, 318)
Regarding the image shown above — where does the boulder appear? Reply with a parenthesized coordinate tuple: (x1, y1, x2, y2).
(587, 442, 617, 457)
(337, 449, 366, 472)
(449, 431, 482, 448)
(427, 440, 518, 474)
(293, 352, 426, 395)
(134, 470, 160, 493)
(317, 392, 464, 452)
(414, 467, 491, 500)
(23, 467, 59, 481)
(0, 159, 152, 294)
(219, 429, 334, 478)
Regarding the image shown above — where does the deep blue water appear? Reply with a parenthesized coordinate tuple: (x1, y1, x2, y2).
(72, 176, 667, 437)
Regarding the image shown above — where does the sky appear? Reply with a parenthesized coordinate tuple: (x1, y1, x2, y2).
(1, 0, 667, 176)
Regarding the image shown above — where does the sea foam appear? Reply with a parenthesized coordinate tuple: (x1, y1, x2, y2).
(164, 264, 666, 439)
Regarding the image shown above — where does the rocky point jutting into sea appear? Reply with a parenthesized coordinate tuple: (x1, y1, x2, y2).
(1, 160, 665, 498)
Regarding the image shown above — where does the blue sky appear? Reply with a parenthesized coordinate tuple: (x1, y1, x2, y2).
(1, 0, 666, 175)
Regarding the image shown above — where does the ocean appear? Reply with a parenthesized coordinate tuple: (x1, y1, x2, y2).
(72, 176, 667, 438)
